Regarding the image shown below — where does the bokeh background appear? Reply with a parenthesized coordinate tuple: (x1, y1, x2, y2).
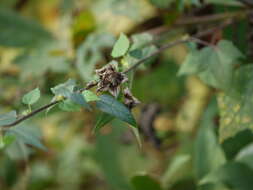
(0, 0, 250, 190)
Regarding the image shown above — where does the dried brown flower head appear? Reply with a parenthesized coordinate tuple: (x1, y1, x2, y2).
(95, 64, 128, 97)
(123, 87, 140, 109)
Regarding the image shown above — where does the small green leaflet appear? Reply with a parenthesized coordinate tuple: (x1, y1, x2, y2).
(111, 33, 130, 58)
(58, 99, 81, 112)
(194, 123, 226, 180)
(0, 135, 16, 149)
(126, 33, 157, 69)
(0, 111, 17, 126)
(93, 112, 141, 146)
(131, 174, 163, 190)
(177, 49, 204, 76)
(52, 79, 92, 111)
(178, 40, 244, 91)
(94, 95, 141, 145)
(130, 33, 153, 50)
(82, 90, 100, 102)
(51, 79, 76, 98)
(7, 125, 47, 151)
(96, 95, 137, 127)
(93, 113, 115, 134)
(70, 92, 91, 110)
(22, 87, 40, 105)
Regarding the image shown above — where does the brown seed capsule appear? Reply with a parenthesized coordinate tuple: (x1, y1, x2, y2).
(123, 87, 140, 109)
(95, 64, 128, 97)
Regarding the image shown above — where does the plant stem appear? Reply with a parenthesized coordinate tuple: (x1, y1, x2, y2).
(147, 9, 250, 35)
(123, 19, 232, 74)
(175, 10, 248, 26)
(123, 39, 189, 74)
(3, 101, 60, 129)
(3, 87, 92, 129)
(3, 20, 233, 129)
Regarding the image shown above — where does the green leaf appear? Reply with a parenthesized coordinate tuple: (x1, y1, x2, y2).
(76, 33, 115, 82)
(5, 139, 30, 160)
(7, 125, 47, 151)
(194, 102, 226, 180)
(200, 162, 253, 190)
(0, 8, 52, 47)
(96, 95, 137, 126)
(3, 135, 16, 147)
(22, 88, 40, 105)
(94, 126, 132, 190)
(58, 99, 81, 112)
(130, 126, 142, 148)
(69, 92, 91, 110)
(82, 90, 100, 102)
(0, 135, 16, 149)
(111, 33, 130, 58)
(179, 40, 244, 90)
(217, 65, 253, 142)
(0, 111, 17, 126)
(51, 79, 76, 98)
(198, 41, 243, 89)
(126, 33, 157, 70)
(162, 154, 191, 188)
(236, 143, 253, 170)
(221, 129, 253, 160)
(130, 33, 153, 51)
(178, 49, 204, 76)
(93, 113, 114, 134)
(131, 174, 163, 190)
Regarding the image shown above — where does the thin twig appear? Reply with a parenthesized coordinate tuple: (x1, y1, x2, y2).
(3, 86, 93, 129)
(175, 10, 249, 26)
(147, 10, 248, 35)
(122, 39, 189, 74)
(123, 20, 233, 74)
(3, 101, 60, 129)
(2, 20, 234, 129)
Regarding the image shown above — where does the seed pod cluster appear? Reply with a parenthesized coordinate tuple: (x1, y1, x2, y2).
(95, 64, 128, 97)
(94, 64, 140, 109)
(123, 87, 140, 109)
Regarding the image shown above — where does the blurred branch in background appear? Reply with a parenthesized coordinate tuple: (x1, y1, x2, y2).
(1, 1, 253, 190)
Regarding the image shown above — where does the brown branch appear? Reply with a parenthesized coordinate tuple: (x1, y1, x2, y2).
(147, 10, 250, 35)
(2, 20, 234, 129)
(123, 20, 233, 74)
(3, 101, 60, 129)
(122, 39, 189, 74)
(3, 86, 92, 129)
(175, 10, 249, 26)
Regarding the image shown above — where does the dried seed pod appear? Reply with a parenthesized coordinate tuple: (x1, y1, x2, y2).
(123, 87, 140, 109)
(86, 80, 98, 89)
(95, 64, 128, 97)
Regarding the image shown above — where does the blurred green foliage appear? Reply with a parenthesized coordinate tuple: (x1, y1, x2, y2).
(1, 0, 253, 190)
